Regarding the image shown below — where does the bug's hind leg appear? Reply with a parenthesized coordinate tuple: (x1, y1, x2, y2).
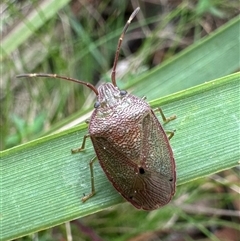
(82, 156, 97, 202)
(71, 134, 97, 202)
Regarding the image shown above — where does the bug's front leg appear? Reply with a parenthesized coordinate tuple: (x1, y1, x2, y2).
(71, 134, 90, 153)
(143, 96, 176, 124)
(153, 107, 176, 124)
(165, 130, 175, 140)
(154, 107, 176, 140)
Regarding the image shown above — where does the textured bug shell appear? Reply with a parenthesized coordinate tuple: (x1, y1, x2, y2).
(89, 83, 176, 210)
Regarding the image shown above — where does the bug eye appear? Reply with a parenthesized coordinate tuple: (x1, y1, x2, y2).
(120, 90, 127, 96)
(94, 101, 100, 108)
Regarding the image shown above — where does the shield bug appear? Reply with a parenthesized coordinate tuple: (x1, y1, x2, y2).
(17, 7, 176, 210)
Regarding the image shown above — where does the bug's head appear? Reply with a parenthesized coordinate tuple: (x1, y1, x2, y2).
(94, 83, 128, 109)
(93, 7, 140, 111)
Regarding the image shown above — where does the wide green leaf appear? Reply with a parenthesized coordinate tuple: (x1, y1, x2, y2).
(1, 72, 239, 241)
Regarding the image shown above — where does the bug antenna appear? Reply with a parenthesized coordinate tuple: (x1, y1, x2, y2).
(16, 73, 99, 95)
(111, 7, 140, 87)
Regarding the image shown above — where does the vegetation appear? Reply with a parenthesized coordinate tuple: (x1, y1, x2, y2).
(1, 0, 239, 240)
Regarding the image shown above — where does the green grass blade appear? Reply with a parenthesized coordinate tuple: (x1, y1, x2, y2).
(1, 72, 239, 241)
(128, 16, 240, 99)
(1, 0, 70, 58)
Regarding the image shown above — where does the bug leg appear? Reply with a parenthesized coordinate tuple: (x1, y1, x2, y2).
(71, 135, 97, 202)
(82, 156, 97, 202)
(165, 130, 175, 140)
(71, 134, 90, 154)
(153, 107, 176, 124)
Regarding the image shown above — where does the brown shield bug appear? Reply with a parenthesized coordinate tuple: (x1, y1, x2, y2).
(17, 7, 176, 210)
